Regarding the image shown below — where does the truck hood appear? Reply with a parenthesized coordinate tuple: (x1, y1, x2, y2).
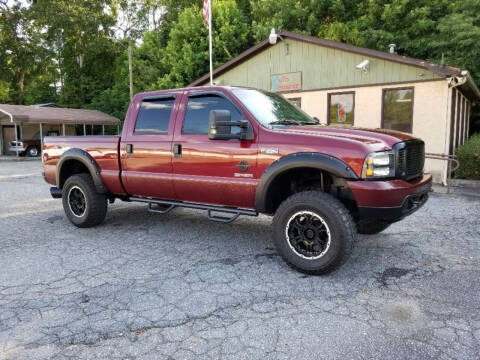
(280, 125, 414, 149)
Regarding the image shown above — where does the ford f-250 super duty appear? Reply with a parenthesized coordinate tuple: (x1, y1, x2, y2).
(43, 86, 431, 274)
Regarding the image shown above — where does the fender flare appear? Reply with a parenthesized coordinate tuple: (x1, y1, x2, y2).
(255, 152, 358, 212)
(56, 148, 107, 193)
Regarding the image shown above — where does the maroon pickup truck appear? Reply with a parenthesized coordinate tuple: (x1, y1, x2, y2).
(43, 86, 431, 274)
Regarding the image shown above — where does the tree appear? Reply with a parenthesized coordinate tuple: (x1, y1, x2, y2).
(157, 0, 250, 88)
(32, 0, 119, 107)
(0, 1, 49, 104)
(434, 0, 480, 84)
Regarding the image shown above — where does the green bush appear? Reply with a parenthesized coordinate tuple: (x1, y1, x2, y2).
(456, 133, 480, 180)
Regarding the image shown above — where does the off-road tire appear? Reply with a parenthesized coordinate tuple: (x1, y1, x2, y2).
(356, 219, 391, 235)
(272, 191, 355, 275)
(26, 146, 40, 157)
(62, 173, 107, 228)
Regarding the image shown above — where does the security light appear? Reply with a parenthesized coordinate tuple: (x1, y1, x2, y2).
(356, 59, 370, 72)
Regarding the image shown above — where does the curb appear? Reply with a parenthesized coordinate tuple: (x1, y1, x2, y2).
(0, 157, 41, 162)
(432, 184, 480, 198)
(450, 179, 480, 189)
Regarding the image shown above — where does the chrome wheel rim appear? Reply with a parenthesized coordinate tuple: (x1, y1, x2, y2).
(68, 186, 87, 217)
(285, 211, 331, 260)
(29, 148, 38, 156)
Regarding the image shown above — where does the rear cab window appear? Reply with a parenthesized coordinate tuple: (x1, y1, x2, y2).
(134, 97, 175, 135)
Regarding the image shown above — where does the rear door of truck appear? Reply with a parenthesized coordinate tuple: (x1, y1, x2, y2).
(120, 92, 182, 199)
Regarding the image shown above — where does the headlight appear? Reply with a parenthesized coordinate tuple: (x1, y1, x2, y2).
(362, 151, 395, 179)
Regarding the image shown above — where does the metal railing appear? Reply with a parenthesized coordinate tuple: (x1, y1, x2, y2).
(425, 152, 459, 193)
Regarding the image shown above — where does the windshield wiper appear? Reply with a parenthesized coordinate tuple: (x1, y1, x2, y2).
(270, 120, 317, 126)
(269, 120, 302, 126)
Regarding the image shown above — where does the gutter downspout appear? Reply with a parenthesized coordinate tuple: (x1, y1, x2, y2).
(443, 74, 469, 189)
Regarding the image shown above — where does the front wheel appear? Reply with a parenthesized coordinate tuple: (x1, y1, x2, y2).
(272, 191, 355, 275)
(62, 173, 107, 228)
(26, 146, 40, 157)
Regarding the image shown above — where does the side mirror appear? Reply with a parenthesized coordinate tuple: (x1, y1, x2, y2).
(208, 109, 254, 140)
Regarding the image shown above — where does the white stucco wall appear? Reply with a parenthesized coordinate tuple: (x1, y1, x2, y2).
(283, 79, 452, 184)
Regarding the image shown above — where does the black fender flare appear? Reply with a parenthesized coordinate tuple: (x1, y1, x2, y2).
(255, 152, 359, 212)
(56, 148, 107, 193)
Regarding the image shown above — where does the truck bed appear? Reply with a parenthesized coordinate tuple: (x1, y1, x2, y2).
(43, 135, 125, 195)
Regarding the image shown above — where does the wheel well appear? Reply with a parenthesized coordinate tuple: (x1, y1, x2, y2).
(59, 159, 90, 188)
(263, 167, 357, 214)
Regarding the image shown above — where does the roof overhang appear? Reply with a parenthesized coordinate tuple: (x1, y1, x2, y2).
(0, 104, 120, 125)
(461, 72, 480, 103)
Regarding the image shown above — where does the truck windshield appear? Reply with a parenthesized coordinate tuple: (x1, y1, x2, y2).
(232, 88, 317, 127)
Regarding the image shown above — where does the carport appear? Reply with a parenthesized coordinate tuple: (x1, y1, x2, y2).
(0, 104, 120, 157)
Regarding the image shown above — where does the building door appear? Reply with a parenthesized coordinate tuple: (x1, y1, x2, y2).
(2, 126, 15, 155)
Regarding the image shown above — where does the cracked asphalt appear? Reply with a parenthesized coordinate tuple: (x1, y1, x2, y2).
(1, 161, 479, 359)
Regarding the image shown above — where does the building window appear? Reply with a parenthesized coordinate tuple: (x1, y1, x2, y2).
(382, 87, 414, 133)
(328, 92, 354, 125)
(288, 97, 302, 108)
(134, 98, 175, 135)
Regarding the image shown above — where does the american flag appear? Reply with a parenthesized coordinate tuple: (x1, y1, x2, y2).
(202, 0, 210, 29)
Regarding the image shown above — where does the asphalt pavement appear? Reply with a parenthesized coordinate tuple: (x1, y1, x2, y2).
(0, 161, 479, 359)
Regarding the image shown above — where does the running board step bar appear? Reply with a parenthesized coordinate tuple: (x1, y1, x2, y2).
(130, 197, 258, 223)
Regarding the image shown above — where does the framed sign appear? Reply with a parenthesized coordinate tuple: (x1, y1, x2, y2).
(328, 92, 355, 125)
(271, 72, 302, 92)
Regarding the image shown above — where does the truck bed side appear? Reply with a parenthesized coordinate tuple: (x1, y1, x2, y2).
(43, 135, 126, 195)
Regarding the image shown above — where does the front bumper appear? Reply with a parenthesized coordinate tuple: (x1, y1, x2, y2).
(347, 174, 432, 222)
(8, 146, 26, 152)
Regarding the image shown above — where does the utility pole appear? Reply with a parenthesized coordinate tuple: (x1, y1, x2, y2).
(128, 40, 133, 100)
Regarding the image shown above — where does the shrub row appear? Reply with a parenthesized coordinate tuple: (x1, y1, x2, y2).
(456, 133, 480, 180)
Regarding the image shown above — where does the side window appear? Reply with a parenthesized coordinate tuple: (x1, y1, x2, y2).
(134, 98, 175, 135)
(382, 88, 413, 133)
(182, 95, 243, 135)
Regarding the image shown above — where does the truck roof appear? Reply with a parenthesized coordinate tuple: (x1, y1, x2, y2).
(134, 85, 255, 99)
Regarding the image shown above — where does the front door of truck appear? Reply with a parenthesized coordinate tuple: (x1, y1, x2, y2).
(120, 93, 180, 199)
(171, 90, 258, 208)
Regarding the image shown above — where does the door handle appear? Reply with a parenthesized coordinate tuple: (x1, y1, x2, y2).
(126, 144, 133, 155)
(173, 143, 182, 158)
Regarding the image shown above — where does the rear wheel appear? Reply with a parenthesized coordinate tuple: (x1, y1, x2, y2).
(356, 219, 391, 235)
(272, 191, 355, 275)
(26, 146, 40, 157)
(62, 173, 107, 228)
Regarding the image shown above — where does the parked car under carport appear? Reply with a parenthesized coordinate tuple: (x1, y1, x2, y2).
(0, 104, 120, 157)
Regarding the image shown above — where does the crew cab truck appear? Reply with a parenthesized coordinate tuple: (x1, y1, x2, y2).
(43, 86, 431, 274)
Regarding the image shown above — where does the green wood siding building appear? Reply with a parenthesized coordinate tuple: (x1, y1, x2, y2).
(191, 31, 480, 184)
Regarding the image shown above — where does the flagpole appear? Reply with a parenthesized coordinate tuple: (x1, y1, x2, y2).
(208, 0, 213, 85)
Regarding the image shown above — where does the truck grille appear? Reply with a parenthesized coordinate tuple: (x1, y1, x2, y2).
(395, 140, 425, 181)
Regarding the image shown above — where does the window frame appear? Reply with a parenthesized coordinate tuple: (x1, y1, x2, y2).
(288, 97, 302, 109)
(132, 94, 177, 137)
(381, 86, 414, 133)
(327, 91, 355, 125)
(182, 91, 246, 136)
